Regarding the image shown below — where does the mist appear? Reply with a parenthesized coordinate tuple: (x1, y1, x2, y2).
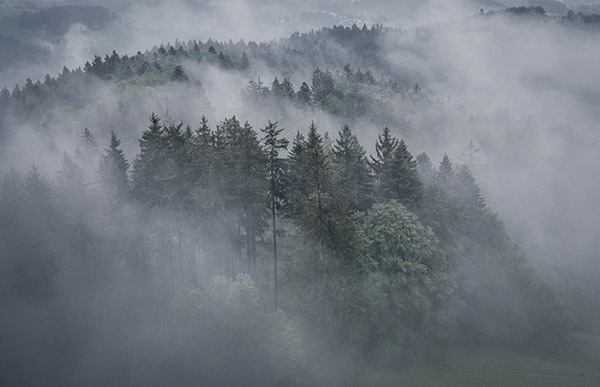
(1, 0, 600, 386)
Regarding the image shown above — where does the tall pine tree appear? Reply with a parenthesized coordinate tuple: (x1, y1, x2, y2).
(261, 121, 289, 310)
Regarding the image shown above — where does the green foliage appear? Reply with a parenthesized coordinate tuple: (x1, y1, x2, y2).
(357, 201, 457, 359)
(97, 131, 129, 206)
(371, 128, 422, 207)
(332, 125, 373, 211)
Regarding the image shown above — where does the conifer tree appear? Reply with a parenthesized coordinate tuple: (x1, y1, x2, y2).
(332, 125, 372, 211)
(416, 152, 435, 185)
(236, 120, 267, 271)
(282, 78, 295, 98)
(97, 131, 129, 206)
(370, 127, 398, 198)
(455, 164, 485, 213)
(439, 154, 455, 187)
(390, 139, 422, 207)
(271, 77, 284, 97)
(297, 82, 312, 106)
(293, 122, 336, 246)
(261, 121, 289, 310)
(132, 113, 166, 207)
(311, 68, 335, 107)
(162, 121, 187, 207)
(284, 131, 305, 215)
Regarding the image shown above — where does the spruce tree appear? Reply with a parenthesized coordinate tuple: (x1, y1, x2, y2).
(390, 139, 422, 207)
(132, 113, 166, 207)
(261, 121, 289, 310)
(370, 127, 398, 199)
(439, 154, 455, 187)
(455, 164, 485, 214)
(416, 152, 435, 185)
(284, 131, 305, 215)
(97, 131, 129, 206)
(293, 122, 336, 246)
(297, 82, 312, 106)
(332, 125, 372, 211)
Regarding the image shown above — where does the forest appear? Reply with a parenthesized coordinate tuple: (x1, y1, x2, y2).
(0, 112, 569, 386)
(1, 3, 600, 386)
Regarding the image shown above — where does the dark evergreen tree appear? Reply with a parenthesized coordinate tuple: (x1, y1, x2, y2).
(390, 139, 422, 207)
(132, 113, 166, 207)
(416, 152, 435, 185)
(311, 68, 334, 107)
(172, 65, 189, 82)
(455, 164, 485, 214)
(332, 125, 373, 211)
(297, 82, 312, 106)
(271, 76, 284, 97)
(370, 127, 398, 198)
(438, 154, 454, 187)
(261, 121, 289, 310)
(284, 131, 305, 215)
(97, 131, 129, 206)
(281, 78, 295, 98)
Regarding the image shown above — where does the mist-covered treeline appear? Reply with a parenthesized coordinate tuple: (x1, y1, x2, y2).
(0, 111, 570, 385)
(2, 5, 600, 384)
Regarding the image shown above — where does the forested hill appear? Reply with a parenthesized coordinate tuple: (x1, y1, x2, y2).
(2, 8, 600, 144)
(0, 111, 570, 385)
(1, 10, 599, 386)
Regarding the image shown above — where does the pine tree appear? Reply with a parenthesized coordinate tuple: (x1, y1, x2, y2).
(261, 121, 289, 310)
(311, 68, 335, 107)
(297, 82, 312, 106)
(438, 154, 454, 187)
(293, 122, 336, 246)
(390, 139, 422, 207)
(332, 125, 372, 211)
(284, 131, 306, 215)
(162, 121, 188, 207)
(455, 164, 485, 213)
(282, 78, 295, 98)
(97, 131, 129, 206)
(236, 120, 267, 272)
(416, 152, 435, 185)
(132, 113, 166, 207)
(271, 76, 284, 97)
(370, 127, 398, 198)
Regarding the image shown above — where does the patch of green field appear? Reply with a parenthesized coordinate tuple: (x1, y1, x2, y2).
(354, 334, 600, 387)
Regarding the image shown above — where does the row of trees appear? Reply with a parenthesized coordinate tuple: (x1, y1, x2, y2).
(0, 112, 570, 384)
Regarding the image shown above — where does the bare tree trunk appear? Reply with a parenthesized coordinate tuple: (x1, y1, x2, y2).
(272, 199, 278, 311)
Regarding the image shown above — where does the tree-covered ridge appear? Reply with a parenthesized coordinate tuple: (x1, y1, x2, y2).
(485, 6, 600, 25)
(0, 112, 569, 385)
(241, 65, 422, 120)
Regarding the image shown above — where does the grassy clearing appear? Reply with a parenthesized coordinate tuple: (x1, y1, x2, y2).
(354, 333, 600, 387)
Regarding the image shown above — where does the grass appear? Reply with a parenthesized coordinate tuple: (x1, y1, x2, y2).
(353, 333, 600, 387)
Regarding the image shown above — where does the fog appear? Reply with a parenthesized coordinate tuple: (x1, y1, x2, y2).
(1, 0, 600, 385)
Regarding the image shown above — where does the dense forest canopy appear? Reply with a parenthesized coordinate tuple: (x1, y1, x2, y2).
(1, 1, 600, 386)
